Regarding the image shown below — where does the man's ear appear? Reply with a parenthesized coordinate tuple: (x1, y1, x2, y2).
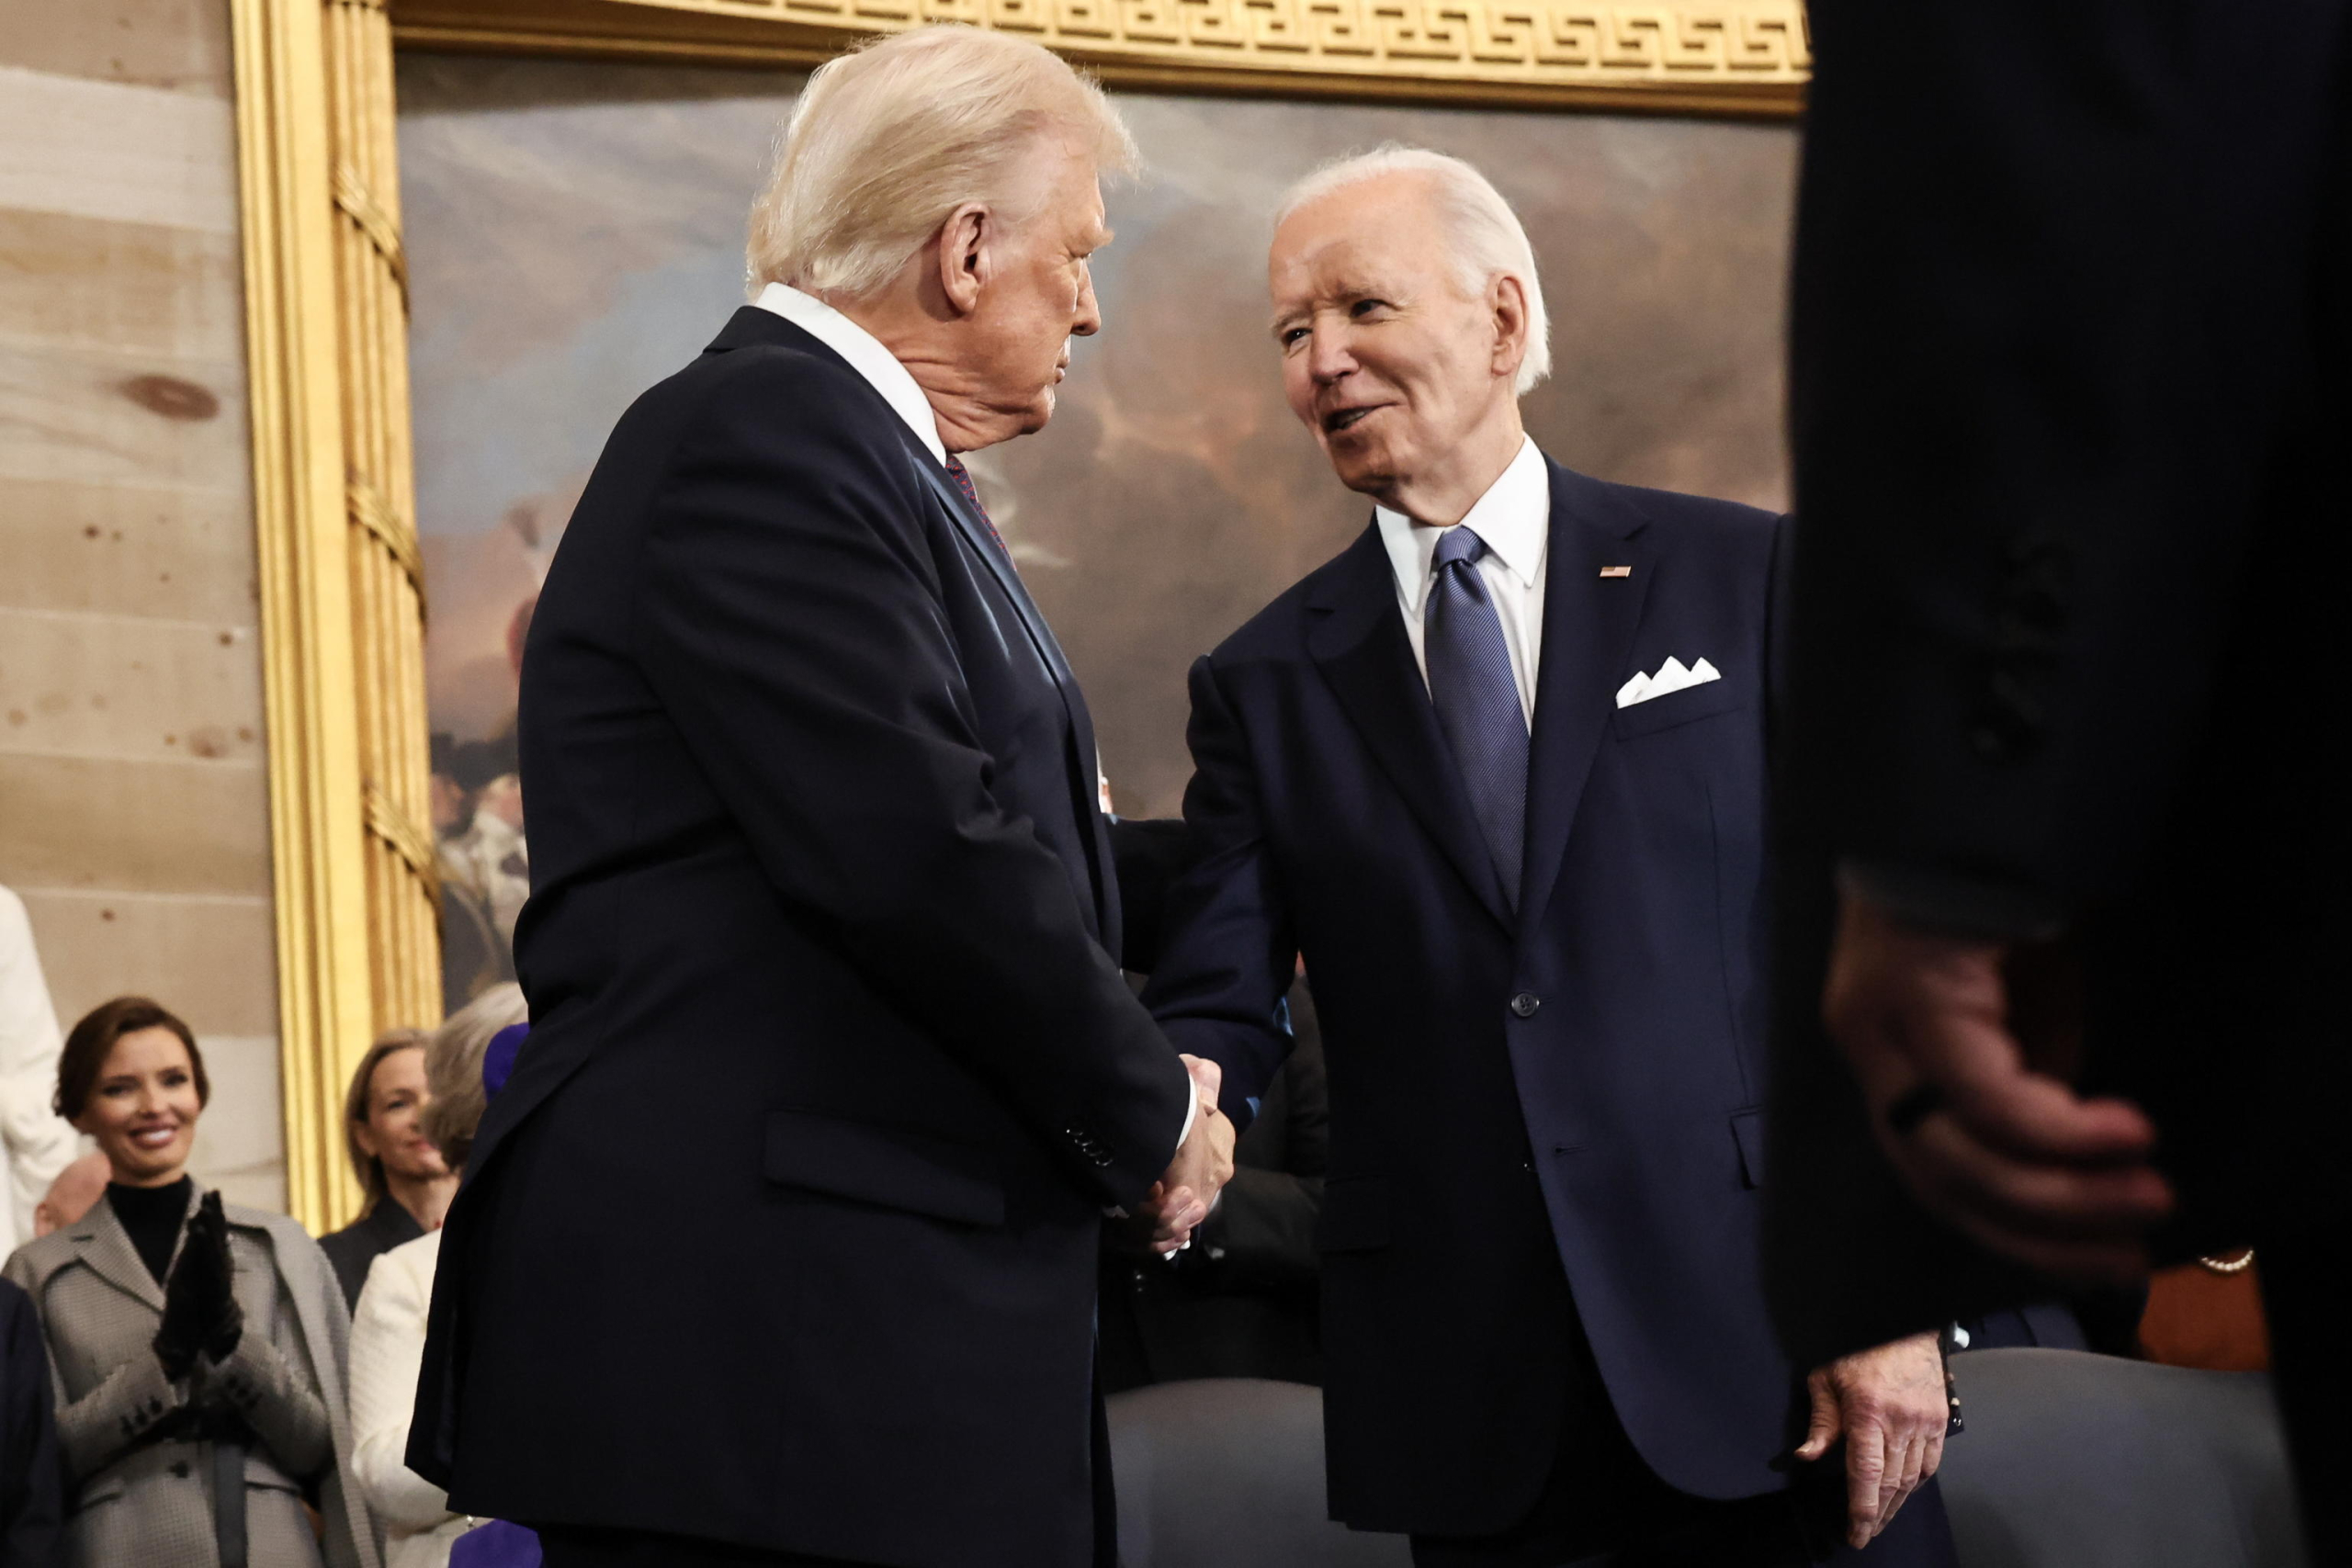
(935, 202, 992, 317)
(1490, 273, 1531, 382)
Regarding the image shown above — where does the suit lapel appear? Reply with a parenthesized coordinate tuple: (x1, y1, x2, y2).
(908, 446, 1119, 953)
(1307, 525, 1514, 931)
(1518, 461, 1657, 936)
(70, 1188, 187, 1314)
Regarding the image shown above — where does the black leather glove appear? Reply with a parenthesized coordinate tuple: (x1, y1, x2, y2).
(153, 1191, 243, 1379)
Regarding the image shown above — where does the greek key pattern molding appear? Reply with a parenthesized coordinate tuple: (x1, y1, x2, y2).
(390, 0, 1809, 114)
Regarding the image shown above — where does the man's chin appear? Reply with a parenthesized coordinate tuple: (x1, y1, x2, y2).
(1322, 443, 1396, 499)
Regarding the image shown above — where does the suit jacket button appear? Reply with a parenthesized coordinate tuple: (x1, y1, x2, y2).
(169, 1461, 190, 1480)
(1510, 992, 1541, 1019)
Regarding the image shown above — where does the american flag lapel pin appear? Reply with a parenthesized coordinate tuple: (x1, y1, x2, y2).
(1599, 565, 1633, 579)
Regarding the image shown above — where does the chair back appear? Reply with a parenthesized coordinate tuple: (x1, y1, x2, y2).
(1941, 1348, 2306, 1568)
(1108, 1379, 1414, 1568)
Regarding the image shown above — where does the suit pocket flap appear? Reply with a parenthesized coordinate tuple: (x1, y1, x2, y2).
(1315, 1178, 1391, 1252)
(1731, 1110, 1765, 1189)
(1612, 678, 1746, 739)
(763, 1110, 1005, 1228)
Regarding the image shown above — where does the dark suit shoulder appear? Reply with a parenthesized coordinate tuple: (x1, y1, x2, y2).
(583, 311, 919, 505)
(665, 330, 912, 462)
(1567, 467, 1781, 540)
(1202, 527, 1380, 671)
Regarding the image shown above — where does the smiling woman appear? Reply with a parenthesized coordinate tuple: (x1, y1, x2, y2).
(54, 998, 211, 1197)
(6, 995, 380, 1568)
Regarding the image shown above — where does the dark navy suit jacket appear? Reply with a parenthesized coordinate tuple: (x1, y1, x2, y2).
(410, 308, 1191, 1568)
(1142, 457, 1796, 1536)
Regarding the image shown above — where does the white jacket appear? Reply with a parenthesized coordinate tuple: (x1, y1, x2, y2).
(350, 1229, 473, 1568)
(0, 886, 76, 1256)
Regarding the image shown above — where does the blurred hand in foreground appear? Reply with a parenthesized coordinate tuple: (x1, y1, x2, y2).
(1823, 890, 2172, 1280)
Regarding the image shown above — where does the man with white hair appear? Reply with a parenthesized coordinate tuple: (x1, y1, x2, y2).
(410, 26, 1233, 1568)
(1141, 148, 1962, 1565)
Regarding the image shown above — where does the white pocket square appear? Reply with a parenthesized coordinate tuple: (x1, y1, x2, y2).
(1616, 656, 1721, 709)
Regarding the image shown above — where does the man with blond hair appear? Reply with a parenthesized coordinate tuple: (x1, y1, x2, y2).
(1142, 147, 1963, 1566)
(411, 27, 1233, 1568)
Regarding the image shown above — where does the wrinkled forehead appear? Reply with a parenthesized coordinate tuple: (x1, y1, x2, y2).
(1016, 133, 1113, 244)
(1268, 184, 1448, 312)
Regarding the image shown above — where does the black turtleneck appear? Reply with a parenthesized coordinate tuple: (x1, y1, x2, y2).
(108, 1178, 193, 1284)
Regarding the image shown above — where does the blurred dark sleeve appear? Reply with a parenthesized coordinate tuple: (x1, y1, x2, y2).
(1785, 0, 2343, 917)
(1107, 817, 1188, 974)
(2, 1281, 64, 1568)
(1197, 983, 1329, 1294)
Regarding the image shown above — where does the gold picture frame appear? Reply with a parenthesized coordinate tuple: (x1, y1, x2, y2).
(390, 0, 1809, 116)
(231, 0, 1806, 1232)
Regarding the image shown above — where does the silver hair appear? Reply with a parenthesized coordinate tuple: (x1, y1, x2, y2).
(746, 25, 1137, 301)
(1276, 144, 1552, 394)
(420, 982, 526, 1174)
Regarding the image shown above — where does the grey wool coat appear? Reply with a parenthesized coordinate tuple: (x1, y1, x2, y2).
(2, 1182, 381, 1568)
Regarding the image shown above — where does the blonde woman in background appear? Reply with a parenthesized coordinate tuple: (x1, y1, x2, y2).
(320, 1030, 459, 1309)
(348, 985, 525, 1568)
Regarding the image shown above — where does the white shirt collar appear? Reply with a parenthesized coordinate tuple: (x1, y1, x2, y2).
(751, 281, 945, 465)
(1374, 435, 1550, 615)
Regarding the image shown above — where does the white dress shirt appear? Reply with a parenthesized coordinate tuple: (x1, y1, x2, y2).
(1374, 434, 1551, 728)
(746, 284, 1198, 1158)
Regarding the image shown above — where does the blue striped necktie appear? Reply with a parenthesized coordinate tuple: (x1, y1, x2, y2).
(1424, 525, 1528, 909)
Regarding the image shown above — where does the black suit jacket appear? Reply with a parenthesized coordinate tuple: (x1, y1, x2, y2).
(1143, 460, 1797, 1536)
(410, 308, 1193, 1568)
(1768, 0, 2352, 1367)
(2, 1279, 62, 1568)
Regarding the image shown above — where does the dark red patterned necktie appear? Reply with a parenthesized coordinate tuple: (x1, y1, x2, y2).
(944, 456, 1012, 558)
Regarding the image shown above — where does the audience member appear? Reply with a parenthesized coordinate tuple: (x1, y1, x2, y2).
(29, 1156, 105, 1243)
(350, 985, 526, 1568)
(1, 888, 77, 1261)
(2138, 1253, 2269, 1373)
(1, 997, 379, 1568)
(1102, 976, 1328, 1393)
(322, 1029, 459, 1308)
(435, 735, 528, 1009)
(1, 1275, 62, 1568)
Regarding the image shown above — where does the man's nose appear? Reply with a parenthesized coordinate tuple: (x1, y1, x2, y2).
(1306, 325, 1354, 383)
(1072, 267, 1102, 338)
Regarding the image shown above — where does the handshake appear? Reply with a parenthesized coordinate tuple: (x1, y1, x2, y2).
(1120, 1055, 1238, 1257)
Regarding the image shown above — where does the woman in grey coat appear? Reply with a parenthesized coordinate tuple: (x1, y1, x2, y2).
(1, 997, 378, 1568)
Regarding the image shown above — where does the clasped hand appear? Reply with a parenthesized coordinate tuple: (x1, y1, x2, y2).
(1126, 1055, 1237, 1256)
(1795, 1333, 1947, 1550)
(153, 1190, 244, 1381)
